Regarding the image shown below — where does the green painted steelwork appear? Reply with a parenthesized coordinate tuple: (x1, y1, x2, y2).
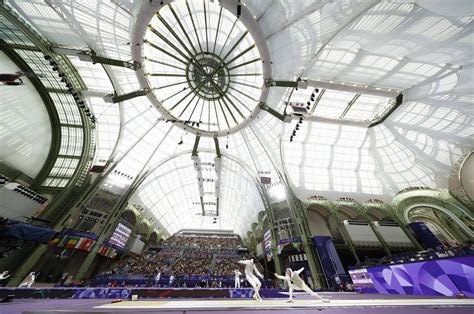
(259, 101, 288, 121)
(369, 93, 404, 127)
(78, 51, 141, 70)
(192, 134, 201, 157)
(0, 40, 61, 190)
(107, 89, 149, 103)
(214, 137, 221, 158)
(281, 174, 326, 288)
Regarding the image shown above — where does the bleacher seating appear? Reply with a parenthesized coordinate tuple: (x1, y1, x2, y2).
(92, 233, 265, 288)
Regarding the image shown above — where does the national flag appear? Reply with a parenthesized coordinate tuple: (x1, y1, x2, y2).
(106, 247, 115, 258)
(74, 238, 86, 249)
(98, 245, 107, 255)
(49, 237, 60, 247)
(65, 236, 80, 249)
(80, 239, 95, 252)
(57, 236, 70, 248)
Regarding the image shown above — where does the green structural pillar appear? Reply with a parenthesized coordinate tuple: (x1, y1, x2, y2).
(74, 194, 131, 280)
(5, 178, 105, 286)
(368, 221, 392, 256)
(6, 245, 49, 287)
(388, 214, 424, 251)
(358, 209, 392, 257)
(332, 208, 361, 265)
(142, 233, 159, 253)
(290, 197, 326, 288)
(258, 184, 283, 275)
(271, 235, 283, 275)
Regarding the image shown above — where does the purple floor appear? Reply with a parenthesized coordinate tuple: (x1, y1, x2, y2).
(0, 293, 473, 314)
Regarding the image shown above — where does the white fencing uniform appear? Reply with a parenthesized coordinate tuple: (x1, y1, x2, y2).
(19, 272, 36, 288)
(155, 272, 161, 287)
(234, 270, 242, 288)
(275, 268, 329, 303)
(0, 271, 9, 280)
(238, 259, 263, 301)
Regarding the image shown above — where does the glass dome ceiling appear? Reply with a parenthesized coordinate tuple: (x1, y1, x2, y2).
(2, 0, 473, 237)
(142, 0, 264, 135)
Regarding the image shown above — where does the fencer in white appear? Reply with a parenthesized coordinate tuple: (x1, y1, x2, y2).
(0, 271, 10, 280)
(234, 269, 242, 288)
(238, 259, 264, 301)
(19, 272, 36, 288)
(275, 268, 329, 303)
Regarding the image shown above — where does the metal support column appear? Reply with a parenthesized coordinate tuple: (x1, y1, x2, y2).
(289, 196, 326, 288)
(332, 208, 361, 265)
(74, 186, 137, 280)
(257, 185, 283, 275)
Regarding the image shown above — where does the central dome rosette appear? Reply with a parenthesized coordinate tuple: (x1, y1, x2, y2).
(133, 0, 271, 136)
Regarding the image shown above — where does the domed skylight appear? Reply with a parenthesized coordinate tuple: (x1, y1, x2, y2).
(143, 0, 264, 135)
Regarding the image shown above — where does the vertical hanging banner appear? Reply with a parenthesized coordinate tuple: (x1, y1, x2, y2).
(312, 236, 347, 290)
(263, 229, 274, 261)
(408, 222, 443, 249)
(263, 229, 272, 253)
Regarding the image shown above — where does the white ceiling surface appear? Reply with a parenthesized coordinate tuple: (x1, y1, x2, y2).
(0, 51, 52, 178)
(7, 0, 473, 235)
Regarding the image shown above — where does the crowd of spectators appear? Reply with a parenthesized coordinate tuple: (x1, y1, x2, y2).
(109, 233, 258, 277)
(210, 253, 263, 276)
(157, 234, 241, 253)
(112, 251, 178, 274)
(362, 241, 474, 267)
(173, 252, 212, 275)
(211, 255, 241, 276)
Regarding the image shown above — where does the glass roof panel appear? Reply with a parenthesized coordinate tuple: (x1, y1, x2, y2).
(4, 0, 473, 236)
(131, 152, 263, 236)
(0, 51, 51, 178)
(284, 86, 395, 122)
(143, 0, 263, 134)
(0, 14, 35, 46)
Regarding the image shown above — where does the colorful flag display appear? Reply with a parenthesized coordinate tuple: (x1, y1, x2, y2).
(98, 244, 118, 259)
(50, 235, 96, 252)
